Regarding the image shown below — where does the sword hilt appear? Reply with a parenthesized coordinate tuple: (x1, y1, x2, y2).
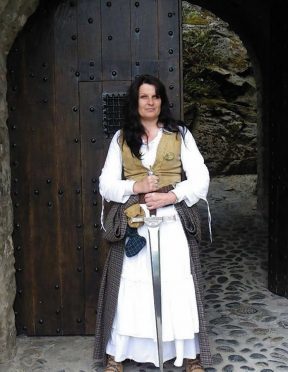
(147, 166, 154, 176)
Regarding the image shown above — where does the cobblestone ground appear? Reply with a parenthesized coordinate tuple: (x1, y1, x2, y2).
(1, 175, 288, 372)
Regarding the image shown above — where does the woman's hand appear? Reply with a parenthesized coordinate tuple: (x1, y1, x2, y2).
(144, 191, 177, 210)
(133, 175, 159, 194)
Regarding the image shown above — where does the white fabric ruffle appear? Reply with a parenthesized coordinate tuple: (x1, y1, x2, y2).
(107, 331, 200, 367)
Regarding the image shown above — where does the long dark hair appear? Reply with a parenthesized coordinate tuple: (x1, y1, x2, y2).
(122, 74, 186, 159)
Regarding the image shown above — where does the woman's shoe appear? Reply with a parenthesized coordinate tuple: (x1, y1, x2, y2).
(104, 355, 123, 372)
(186, 357, 204, 372)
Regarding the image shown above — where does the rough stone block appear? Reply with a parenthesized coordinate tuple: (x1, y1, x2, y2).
(0, 112, 11, 205)
(0, 196, 13, 239)
(0, 235, 16, 363)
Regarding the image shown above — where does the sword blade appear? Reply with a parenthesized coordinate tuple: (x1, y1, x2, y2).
(147, 225, 163, 372)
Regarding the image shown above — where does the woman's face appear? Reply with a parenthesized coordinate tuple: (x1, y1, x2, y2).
(138, 83, 162, 122)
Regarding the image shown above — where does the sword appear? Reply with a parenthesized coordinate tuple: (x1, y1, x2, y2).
(130, 213, 177, 372)
(132, 167, 169, 370)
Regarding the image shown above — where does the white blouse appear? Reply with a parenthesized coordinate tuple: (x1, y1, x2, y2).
(99, 128, 210, 208)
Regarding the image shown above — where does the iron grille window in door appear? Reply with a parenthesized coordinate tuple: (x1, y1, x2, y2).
(102, 93, 127, 136)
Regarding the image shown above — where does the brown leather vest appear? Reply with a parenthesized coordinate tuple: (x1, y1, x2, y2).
(121, 130, 182, 188)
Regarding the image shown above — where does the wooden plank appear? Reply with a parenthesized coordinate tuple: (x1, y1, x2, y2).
(54, 0, 85, 335)
(158, 0, 182, 119)
(79, 80, 130, 334)
(101, 0, 131, 81)
(7, 4, 62, 336)
(79, 82, 104, 334)
(131, 0, 159, 77)
(78, 0, 102, 81)
(25, 5, 61, 336)
(7, 37, 31, 335)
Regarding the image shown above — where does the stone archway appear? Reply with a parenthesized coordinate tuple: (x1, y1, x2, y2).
(0, 0, 39, 362)
(0, 0, 280, 364)
(188, 0, 270, 217)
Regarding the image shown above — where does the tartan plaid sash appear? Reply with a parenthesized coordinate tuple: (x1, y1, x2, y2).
(125, 226, 146, 257)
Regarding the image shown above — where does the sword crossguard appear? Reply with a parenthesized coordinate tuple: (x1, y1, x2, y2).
(130, 215, 177, 227)
(144, 217, 162, 228)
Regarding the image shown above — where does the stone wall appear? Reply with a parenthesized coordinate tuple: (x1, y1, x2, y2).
(182, 2, 257, 176)
(0, 0, 39, 362)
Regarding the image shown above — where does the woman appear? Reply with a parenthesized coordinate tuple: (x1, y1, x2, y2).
(94, 75, 211, 372)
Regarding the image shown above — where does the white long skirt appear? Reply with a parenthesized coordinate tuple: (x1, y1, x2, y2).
(106, 204, 200, 367)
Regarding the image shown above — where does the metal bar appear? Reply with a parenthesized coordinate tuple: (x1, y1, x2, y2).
(147, 225, 163, 372)
(130, 215, 177, 224)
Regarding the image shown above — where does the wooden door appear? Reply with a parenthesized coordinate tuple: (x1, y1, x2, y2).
(268, 3, 288, 298)
(7, 0, 182, 335)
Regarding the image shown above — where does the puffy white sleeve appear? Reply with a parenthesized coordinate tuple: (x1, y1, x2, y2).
(172, 129, 210, 207)
(99, 130, 136, 203)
